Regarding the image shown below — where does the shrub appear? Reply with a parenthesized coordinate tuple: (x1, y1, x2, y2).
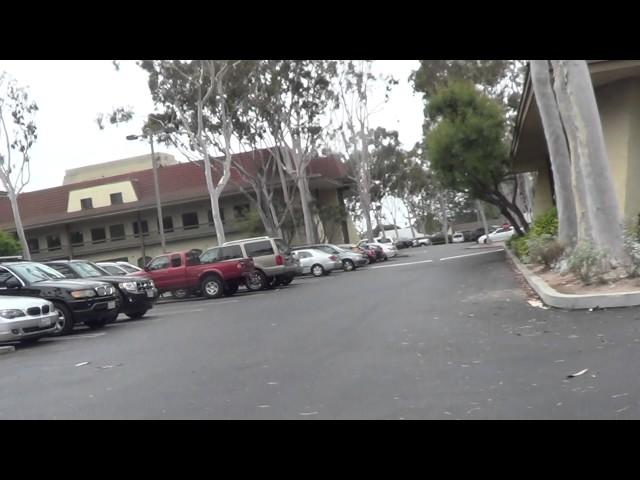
(530, 207, 558, 237)
(0, 231, 21, 256)
(527, 234, 564, 269)
(623, 222, 640, 277)
(567, 242, 610, 285)
(508, 234, 530, 261)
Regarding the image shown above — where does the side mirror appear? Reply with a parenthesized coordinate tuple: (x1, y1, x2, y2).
(5, 277, 21, 289)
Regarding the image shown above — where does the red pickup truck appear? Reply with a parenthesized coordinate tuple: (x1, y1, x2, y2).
(130, 249, 254, 299)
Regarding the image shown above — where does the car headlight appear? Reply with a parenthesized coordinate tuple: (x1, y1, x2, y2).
(70, 289, 97, 299)
(0, 309, 26, 319)
(119, 282, 138, 292)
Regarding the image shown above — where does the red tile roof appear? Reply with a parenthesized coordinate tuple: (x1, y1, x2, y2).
(0, 149, 350, 230)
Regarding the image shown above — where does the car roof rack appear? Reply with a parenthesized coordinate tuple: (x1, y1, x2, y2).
(223, 236, 274, 245)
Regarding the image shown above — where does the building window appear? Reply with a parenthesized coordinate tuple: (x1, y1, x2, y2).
(46, 235, 61, 251)
(163, 216, 174, 233)
(234, 204, 250, 219)
(208, 208, 224, 226)
(133, 220, 149, 237)
(81, 198, 93, 210)
(27, 238, 40, 254)
(110, 193, 123, 205)
(70, 231, 84, 246)
(109, 224, 125, 241)
(91, 227, 106, 244)
(182, 212, 199, 230)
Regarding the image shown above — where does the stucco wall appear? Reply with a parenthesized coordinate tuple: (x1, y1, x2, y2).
(67, 181, 139, 212)
(624, 80, 640, 222)
(532, 167, 554, 217)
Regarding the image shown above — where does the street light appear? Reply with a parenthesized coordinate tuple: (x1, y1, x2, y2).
(127, 130, 166, 253)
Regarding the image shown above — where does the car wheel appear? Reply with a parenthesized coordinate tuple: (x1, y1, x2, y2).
(245, 270, 266, 291)
(343, 259, 355, 272)
(125, 310, 148, 320)
(280, 275, 294, 286)
(172, 289, 189, 299)
(85, 318, 107, 330)
(201, 275, 224, 299)
(383, 255, 388, 262)
(53, 303, 74, 336)
(311, 264, 325, 277)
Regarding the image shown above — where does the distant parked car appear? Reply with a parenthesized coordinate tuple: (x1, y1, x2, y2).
(359, 243, 387, 262)
(291, 249, 342, 277)
(116, 261, 143, 273)
(394, 239, 414, 249)
(340, 244, 377, 264)
(0, 296, 58, 344)
(470, 227, 499, 242)
(477, 226, 515, 244)
(96, 262, 129, 276)
(452, 232, 465, 243)
(222, 236, 298, 290)
(430, 233, 453, 245)
(358, 240, 397, 258)
(45, 260, 157, 320)
(292, 244, 367, 272)
(412, 237, 432, 247)
(0, 261, 119, 335)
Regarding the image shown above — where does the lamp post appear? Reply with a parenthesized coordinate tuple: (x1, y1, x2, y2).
(127, 130, 166, 253)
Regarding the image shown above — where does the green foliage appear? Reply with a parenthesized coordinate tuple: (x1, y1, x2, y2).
(622, 220, 640, 277)
(527, 234, 565, 269)
(425, 81, 510, 200)
(567, 243, 610, 285)
(508, 235, 530, 261)
(0, 231, 21, 256)
(530, 207, 558, 237)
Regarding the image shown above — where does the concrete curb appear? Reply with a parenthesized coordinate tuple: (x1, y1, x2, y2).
(0, 346, 16, 355)
(505, 247, 640, 310)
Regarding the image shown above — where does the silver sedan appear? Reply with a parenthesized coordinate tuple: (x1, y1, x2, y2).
(292, 249, 343, 277)
(293, 244, 368, 271)
(0, 296, 59, 344)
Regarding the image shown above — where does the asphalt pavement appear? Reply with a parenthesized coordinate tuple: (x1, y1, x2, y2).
(2, 243, 640, 419)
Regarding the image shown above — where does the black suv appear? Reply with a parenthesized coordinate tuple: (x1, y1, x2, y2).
(45, 260, 157, 320)
(0, 261, 119, 335)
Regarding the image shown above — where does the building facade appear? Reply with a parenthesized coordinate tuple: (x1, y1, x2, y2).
(511, 60, 640, 222)
(0, 150, 360, 266)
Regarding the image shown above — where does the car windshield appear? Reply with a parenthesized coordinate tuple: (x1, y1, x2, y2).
(117, 264, 138, 273)
(100, 264, 127, 275)
(8, 263, 66, 283)
(72, 262, 108, 278)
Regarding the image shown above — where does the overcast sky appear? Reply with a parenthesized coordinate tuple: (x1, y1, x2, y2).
(0, 60, 424, 229)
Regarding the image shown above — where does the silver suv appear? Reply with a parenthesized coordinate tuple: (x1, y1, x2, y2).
(222, 237, 298, 290)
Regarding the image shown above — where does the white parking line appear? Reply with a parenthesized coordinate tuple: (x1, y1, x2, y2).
(370, 259, 434, 269)
(439, 249, 504, 261)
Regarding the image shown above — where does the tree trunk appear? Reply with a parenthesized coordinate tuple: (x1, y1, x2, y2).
(5, 184, 30, 260)
(551, 60, 592, 245)
(440, 192, 449, 244)
(563, 60, 625, 264)
(477, 199, 490, 238)
(360, 121, 374, 242)
(297, 174, 316, 244)
(530, 60, 578, 246)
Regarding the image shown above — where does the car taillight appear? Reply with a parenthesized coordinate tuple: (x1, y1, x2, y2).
(275, 255, 283, 266)
(329, 255, 337, 261)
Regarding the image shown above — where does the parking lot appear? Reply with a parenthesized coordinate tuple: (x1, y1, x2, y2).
(4, 242, 640, 419)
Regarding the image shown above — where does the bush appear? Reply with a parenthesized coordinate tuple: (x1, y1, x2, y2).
(530, 207, 558, 237)
(527, 234, 564, 269)
(623, 222, 640, 277)
(0, 231, 21, 256)
(567, 242, 610, 285)
(508, 234, 530, 261)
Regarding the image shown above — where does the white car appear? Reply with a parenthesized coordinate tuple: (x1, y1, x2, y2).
(412, 237, 432, 247)
(452, 232, 465, 243)
(0, 296, 58, 344)
(96, 262, 129, 276)
(116, 261, 142, 273)
(358, 240, 398, 258)
(477, 226, 515, 244)
(291, 249, 343, 277)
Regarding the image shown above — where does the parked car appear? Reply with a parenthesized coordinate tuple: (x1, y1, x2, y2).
(358, 240, 397, 258)
(130, 249, 254, 299)
(452, 232, 465, 243)
(470, 227, 499, 242)
(359, 243, 387, 261)
(477, 226, 515, 244)
(339, 244, 377, 264)
(429, 233, 453, 245)
(292, 244, 367, 272)
(0, 261, 119, 335)
(291, 249, 342, 277)
(45, 260, 157, 320)
(394, 239, 414, 249)
(0, 295, 59, 344)
(96, 262, 129, 276)
(222, 237, 298, 291)
(117, 261, 142, 273)
(412, 236, 432, 247)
